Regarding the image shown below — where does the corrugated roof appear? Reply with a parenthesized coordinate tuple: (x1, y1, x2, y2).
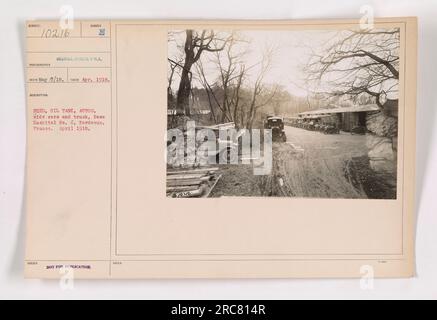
(298, 104, 380, 116)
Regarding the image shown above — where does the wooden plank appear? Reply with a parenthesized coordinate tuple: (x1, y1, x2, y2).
(167, 167, 219, 175)
(167, 185, 200, 192)
(166, 173, 206, 180)
(203, 174, 222, 198)
(167, 176, 212, 183)
(167, 179, 202, 187)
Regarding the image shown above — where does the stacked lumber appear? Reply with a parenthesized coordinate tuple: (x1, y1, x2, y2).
(166, 167, 221, 198)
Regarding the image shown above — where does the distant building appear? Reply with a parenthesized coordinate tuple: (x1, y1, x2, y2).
(297, 104, 380, 132)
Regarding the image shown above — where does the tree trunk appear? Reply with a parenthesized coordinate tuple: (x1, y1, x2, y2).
(176, 30, 195, 116)
(176, 62, 192, 116)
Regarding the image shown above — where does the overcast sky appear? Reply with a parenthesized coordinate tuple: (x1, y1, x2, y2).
(168, 29, 341, 97)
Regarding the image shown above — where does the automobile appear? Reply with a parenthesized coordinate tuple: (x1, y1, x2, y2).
(167, 125, 240, 166)
(350, 125, 366, 135)
(264, 116, 287, 142)
(194, 125, 241, 164)
(322, 124, 340, 134)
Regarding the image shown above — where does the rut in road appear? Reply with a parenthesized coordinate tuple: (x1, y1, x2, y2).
(257, 142, 367, 199)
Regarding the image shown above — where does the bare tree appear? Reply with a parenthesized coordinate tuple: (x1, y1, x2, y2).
(175, 30, 230, 116)
(194, 33, 248, 127)
(171, 31, 277, 129)
(213, 34, 248, 124)
(203, 40, 277, 129)
(231, 64, 245, 126)
(305, 29, 400, 115)
(245, 47, 277, 129)
(195, 59, 222, 123)
(167, 57, 184, 109)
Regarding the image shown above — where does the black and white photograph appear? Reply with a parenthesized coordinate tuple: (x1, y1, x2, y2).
(3, 0, 437, 301)
(167, 28, 400, 199)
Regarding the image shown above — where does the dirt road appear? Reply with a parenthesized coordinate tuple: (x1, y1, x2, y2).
(258, 126, 396, 198)
(283, 126, 368, 159)
(211, 126, 396, 198)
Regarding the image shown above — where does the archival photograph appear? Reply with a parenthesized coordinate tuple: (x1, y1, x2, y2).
(166, 28, 400, 199)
